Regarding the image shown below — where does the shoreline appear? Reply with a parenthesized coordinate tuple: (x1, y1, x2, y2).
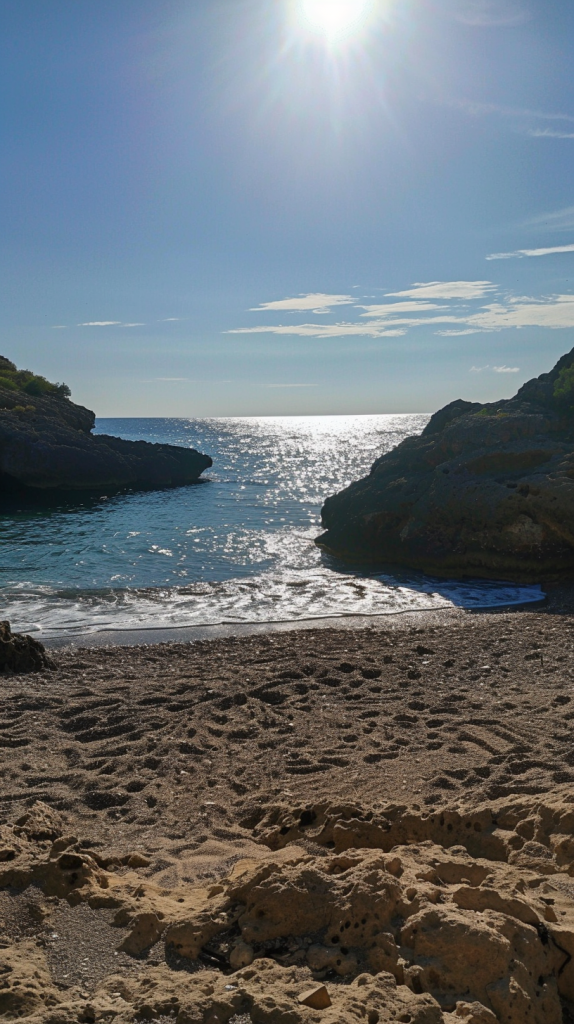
(40, 606, 466, 649)
(40, 594, 548, 649)
(28, 581, 555, 650)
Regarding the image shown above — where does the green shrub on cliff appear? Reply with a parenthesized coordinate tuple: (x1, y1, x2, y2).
(553, 364, 574, 409)
(0, 355, 71, 400)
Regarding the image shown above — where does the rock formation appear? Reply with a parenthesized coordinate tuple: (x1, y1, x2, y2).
(0, 355, 212, 493)
(4, 791, 574, 1022)
(317, 347, 574, 581)
(0, 620, 54, 673)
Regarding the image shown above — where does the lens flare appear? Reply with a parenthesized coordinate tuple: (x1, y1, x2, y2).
(299, 0, 375, 42)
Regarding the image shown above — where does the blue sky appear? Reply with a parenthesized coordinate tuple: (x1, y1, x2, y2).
(2, 0, 574, 415)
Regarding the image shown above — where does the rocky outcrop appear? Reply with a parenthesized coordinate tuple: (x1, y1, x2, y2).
(317, 347, 574, 581)
(3, 791, 574, 1022)
(0, 620, 54, 673)
(0, 357, 211, 492)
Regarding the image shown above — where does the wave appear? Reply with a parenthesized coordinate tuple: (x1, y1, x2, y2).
(3, 564, 544, 638)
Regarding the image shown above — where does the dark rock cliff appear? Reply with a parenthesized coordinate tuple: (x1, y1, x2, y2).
(0, 358, 212, 493)
(0, 621, 54, 673)
(317, 347, 574, 581)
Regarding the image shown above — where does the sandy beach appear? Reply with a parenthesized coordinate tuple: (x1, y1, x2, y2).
(12, 596, 574, 840)
(3, 598, 574, 1021)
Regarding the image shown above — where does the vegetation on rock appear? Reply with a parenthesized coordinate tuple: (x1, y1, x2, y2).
(553, 364, 574, 410)
(0, 354, 71, 400)
(0, 353, 211, 492)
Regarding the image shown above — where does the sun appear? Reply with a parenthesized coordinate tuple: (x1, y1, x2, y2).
(299, 0, 375, 42)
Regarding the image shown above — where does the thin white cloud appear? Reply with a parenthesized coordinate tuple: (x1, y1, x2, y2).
(77, 320, 145, 327)
(250, 293, 354, 313)
(359, 301, 447, 316)
(438, 296, 574, 332)
(470, 364, 520, 372)
(51, 325, 67, 329)
(522, 205, 574, 233)
(526, 129, 574, 140)
(228, 322, 408, 338)
(486, 243, 574, 260)
(386, 281, 496, 300)
(447, 98, 574, 124)
(140, 377, 233, 383)
(463, 295, 574, 330)
(437, 328, 483, 336)
(233, 283, 574, 339)
(449, 0, 531, 26)
(161, 317, 185, 321)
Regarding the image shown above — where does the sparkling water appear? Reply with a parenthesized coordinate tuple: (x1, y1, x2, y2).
(0, 415, 543, 638)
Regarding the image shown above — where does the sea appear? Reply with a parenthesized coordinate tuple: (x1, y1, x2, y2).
(0, 415, 544, 641)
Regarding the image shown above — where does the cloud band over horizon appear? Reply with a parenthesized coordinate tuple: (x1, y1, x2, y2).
(228, 282, 574, 339)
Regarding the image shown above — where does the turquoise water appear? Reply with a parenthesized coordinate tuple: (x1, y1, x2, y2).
(0, 415, 543, 637)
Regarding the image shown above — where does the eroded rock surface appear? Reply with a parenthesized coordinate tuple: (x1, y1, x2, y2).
(3, 792, 574, 1022)
(3, 617, 574, 1021)
(317, 347, 574, 580)
(0, 358, 211, 492)
(0, 621, 54, 674)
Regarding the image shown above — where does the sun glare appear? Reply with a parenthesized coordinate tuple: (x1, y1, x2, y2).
(299, 0, 375, 42)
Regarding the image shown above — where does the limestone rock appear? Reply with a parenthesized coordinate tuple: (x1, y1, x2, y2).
(0, 620, 55, 673)
(454, 1002, 498, 1023)
(298, 984, 332, 1008)
(229, 940, 255, 969)
(0, 369, 211, 493)
(317, 347, 574, 580)
(126, 852, 150, 868)
(307, 944, 358, 975)
(117, 911, 165, 954)
(13, 800, 65, 840)
(0, 939, 61, 1018)
(6, 791, 574, 1021)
